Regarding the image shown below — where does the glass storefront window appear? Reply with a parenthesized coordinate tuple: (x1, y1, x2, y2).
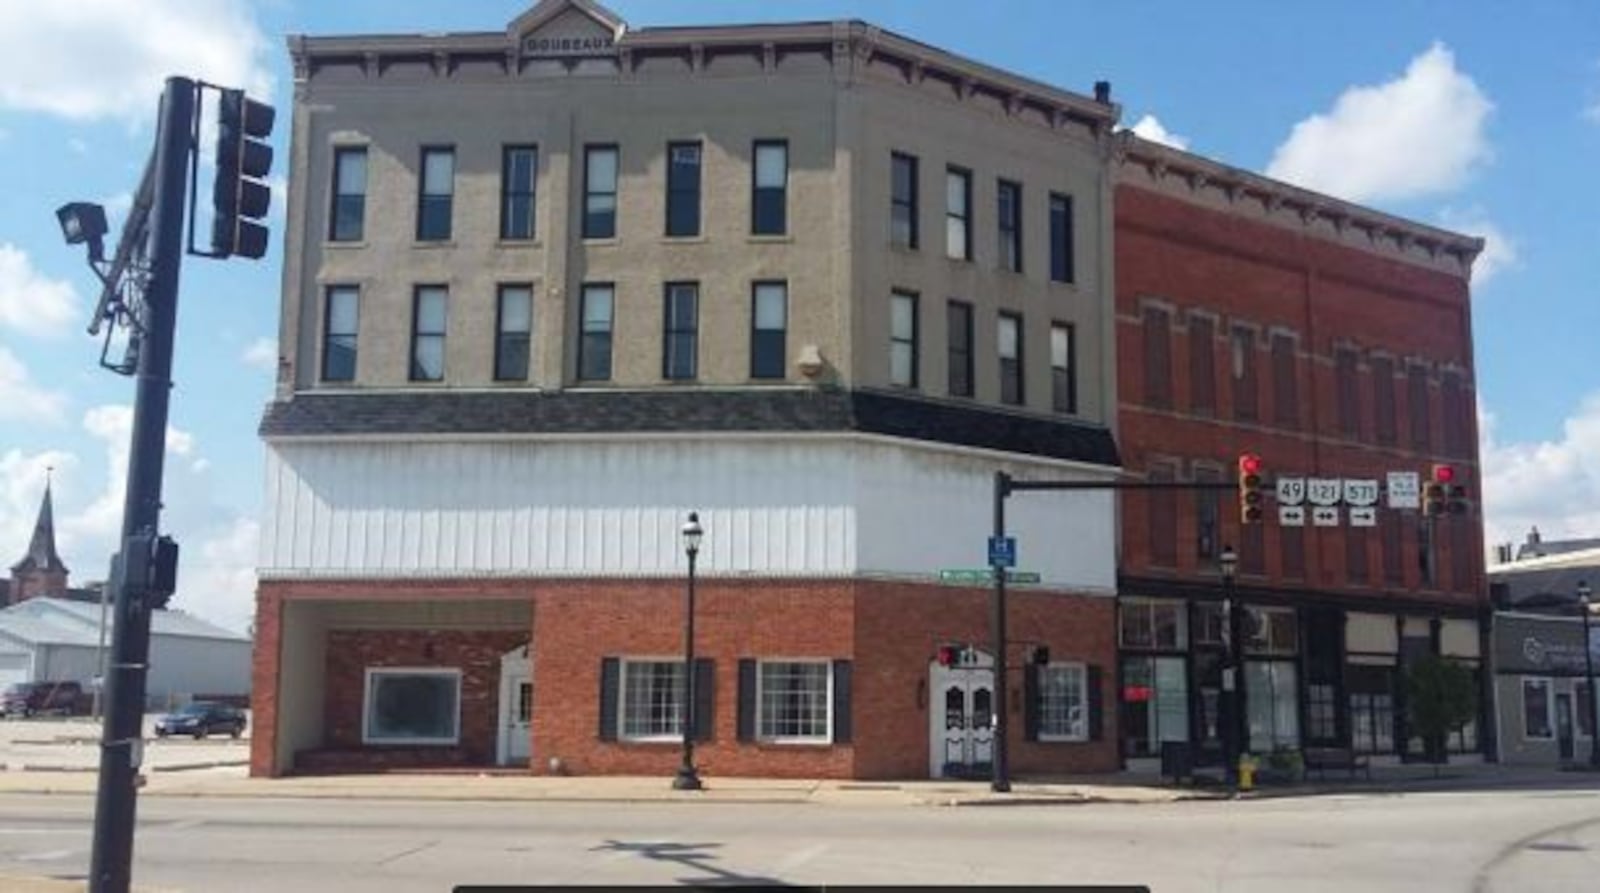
(1121, 655, 1189, 757)
(1348, 663, 1396, 755)
(1246, 607, 1298, 655)
(1246, 660, 1299, 752)
(1121, 600, 1188, 650)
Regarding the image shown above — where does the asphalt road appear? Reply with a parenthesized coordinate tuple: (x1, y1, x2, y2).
(1, 788, 1598, 892)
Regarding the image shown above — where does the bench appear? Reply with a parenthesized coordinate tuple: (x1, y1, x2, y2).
(1301, 746, 1371, 781)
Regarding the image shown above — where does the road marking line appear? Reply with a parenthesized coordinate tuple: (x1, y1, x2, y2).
(772, 842, 829, 873)
(16, 848, 75, 862)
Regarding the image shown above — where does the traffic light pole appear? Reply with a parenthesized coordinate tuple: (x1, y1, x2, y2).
(88, 76, 193, 893)
(990, 473, 1238, 792)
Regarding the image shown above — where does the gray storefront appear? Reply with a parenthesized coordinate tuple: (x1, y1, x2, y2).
(1494, 612, 1600, 765)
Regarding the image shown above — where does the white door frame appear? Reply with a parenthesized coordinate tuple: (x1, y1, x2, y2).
(928, 648, 995, 779)
(496, 644, 532, 767)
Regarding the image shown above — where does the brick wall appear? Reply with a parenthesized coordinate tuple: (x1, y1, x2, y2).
(1114, 183, 1485, 610)
(322, 628, 528, 766)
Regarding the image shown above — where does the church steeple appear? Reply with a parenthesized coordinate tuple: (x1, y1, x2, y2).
(9, 475, 69, 604)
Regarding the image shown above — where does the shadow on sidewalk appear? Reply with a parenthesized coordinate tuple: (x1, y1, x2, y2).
(591, 840, 797, 887)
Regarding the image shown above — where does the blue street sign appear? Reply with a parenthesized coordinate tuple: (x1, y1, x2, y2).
(987, 535, 1017, 568)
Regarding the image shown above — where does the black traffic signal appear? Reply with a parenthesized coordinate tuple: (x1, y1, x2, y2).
(1424, 464, 1453, 517)
(1238, 453, 1264, 524)
(211, 88, 275, 259)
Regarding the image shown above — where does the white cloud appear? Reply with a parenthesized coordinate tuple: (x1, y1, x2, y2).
(1437, 207, 1519, 288)
(240, 336, 277, 371)
(0, 347, 68, 424)
(0, 243, 80, 339)
(1266, 43, 1493, 204)
(70, 405, 196, 544)
(0, 0, 274, 124)
(169, 517, 258, 635)
(0, 448, 80, 563)
(1127, 114, 1190, 151)
(1480, 396, 1600, 556)
(1586, 100, 1600, 124)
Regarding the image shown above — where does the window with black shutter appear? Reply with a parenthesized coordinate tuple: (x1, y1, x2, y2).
(1143, 306, 1172, 408)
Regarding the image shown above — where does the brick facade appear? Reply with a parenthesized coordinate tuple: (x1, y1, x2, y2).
(1115, 182, 1484, 607)
(251, 578, 1118, 779)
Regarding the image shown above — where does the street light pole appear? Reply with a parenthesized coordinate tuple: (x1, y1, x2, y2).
(1219, 545, 1240, 789)
(1579, 580, 1597, 770)
(673, 512, 704, 791)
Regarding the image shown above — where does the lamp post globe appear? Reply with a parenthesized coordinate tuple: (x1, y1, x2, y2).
(673, 512, 705, 791)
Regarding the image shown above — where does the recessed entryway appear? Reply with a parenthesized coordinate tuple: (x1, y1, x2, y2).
(928, 648, 995, 779)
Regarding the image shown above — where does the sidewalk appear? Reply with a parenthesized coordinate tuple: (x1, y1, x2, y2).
(2, 762, 1594, 807)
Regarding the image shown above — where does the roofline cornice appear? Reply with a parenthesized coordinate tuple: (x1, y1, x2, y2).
(1116, 132, 1485, 266)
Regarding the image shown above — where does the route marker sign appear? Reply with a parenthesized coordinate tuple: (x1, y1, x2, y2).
(1276, 477, 1307, 506)
(987, 536, 1017, 568)
(1342, 479, 1380, 507)
(1312, 505, 1341, 527)
(1307, 478, 1343, 507)
(1349, 506, 1377, 527)
(1279, 505, 1307, 527)
(1387, 471, 1420, 509)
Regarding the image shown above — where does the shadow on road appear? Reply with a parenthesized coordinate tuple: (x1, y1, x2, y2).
(591, 839, 797, 887)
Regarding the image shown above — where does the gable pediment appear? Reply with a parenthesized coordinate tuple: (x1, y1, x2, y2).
(508, 0, 626, 58)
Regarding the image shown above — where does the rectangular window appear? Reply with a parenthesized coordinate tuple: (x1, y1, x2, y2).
(1523, 678, 1553, 739)
(329, 147, 367, 242)
(1050, 323, 1076, 414)
(1049, 193, 1074, 283)
(1271, 333, 1297, 427)
(947, 300, 974, 398)
(1195, 465, 1220, 562)
(756, 660, 832, 743)
(578, 284, 614, 381)
(583, 144, 618, 239)
(890, 291, 918, 388)
(1189, 314, 1215, 415)
(997, 179, 1022, 273)
(1349, 664, 1396, 755)
(663, 282, 699, 380)
(751, 281, 787, 379)
(1409, 365, 1432, 451)
(1441, 371, 1465, 457)
(945, 166, 972, 260)
(998, 311, 1023, 405)
(666, 142, 702, 237)
(1246, 660, 1300, 752)
(363, 669, 460, 745)
(1346, 527, 1370, 583)
(1307, 683, 1339, 743)
(1281, 523, 1306, 579)
(1143, 306, 1172, 408)
(409, 286, 447, 382)
(1373, 356, 1398, 446)
(1245, 607, 1299, 655)
(321, 286, 358, 382)
(1147, 463, 1178, 568)
(1232, 326, 1258, 422)
(501, 145, 538, 240)
(416, 147, 454, 241)
(1382, 510, 1404, 586)
(891, 152, 918, 249)
(1038, 664, 1088, 741)
(620, 659, 684, 741)
(1121, 656, 1189, 757)
(752, 140, 788, 235)
(1119, 600, 1189, 650)
(494, 285, 532, 381)
(1336, 347, 1361, 438)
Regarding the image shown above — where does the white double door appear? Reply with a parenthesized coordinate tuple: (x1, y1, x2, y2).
(497, 645, 532, 766)
(929, 651, 996, 779)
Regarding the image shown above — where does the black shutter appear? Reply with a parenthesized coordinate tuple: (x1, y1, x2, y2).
(1023, 664, 1040, 742)
(598, 657, 620, 741)
(832, 659, 853, 744)
(737, 659, 757, 742)
(694, 658, 715, 742)
(1087, 664, 1104, 742)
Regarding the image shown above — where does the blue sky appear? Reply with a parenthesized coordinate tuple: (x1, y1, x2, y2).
(0, 0, 1596, 630)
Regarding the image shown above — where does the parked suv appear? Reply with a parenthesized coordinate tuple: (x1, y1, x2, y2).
(153, 702, 247, 739)
(0, 681, 83, 718)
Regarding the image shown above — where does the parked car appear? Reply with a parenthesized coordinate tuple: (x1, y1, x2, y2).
(0, 681, 83, 718)
(153, 702, 247, 739)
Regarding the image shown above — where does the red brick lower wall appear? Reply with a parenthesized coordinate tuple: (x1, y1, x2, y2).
(320, 629, 529, 768)
(253, 578, 1119, 779)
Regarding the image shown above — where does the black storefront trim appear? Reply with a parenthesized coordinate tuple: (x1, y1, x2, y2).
(1119, 573, 1484, 619)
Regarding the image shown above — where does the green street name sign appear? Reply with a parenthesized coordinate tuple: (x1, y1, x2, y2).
(938, 569, 1042, 585)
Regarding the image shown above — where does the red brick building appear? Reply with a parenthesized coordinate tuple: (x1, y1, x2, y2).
(1112, 134, 1490, 769)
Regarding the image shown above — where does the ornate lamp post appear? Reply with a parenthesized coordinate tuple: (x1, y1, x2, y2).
(672, 512, 705, 791)
(1580, 580, 1598, 770)
(1219, 545, 1240, 787)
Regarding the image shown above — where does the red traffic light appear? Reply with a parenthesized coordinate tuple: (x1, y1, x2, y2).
(1239, 453, 1263, 476)
(1432, 464, 1456, 484)
(936, 645, 956, 667)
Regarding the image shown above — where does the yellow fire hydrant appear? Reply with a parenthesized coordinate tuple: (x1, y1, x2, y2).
(1237, 754, 1257, 792)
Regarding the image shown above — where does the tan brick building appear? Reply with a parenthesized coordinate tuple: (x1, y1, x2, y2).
(252, 0, 1125, 779)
